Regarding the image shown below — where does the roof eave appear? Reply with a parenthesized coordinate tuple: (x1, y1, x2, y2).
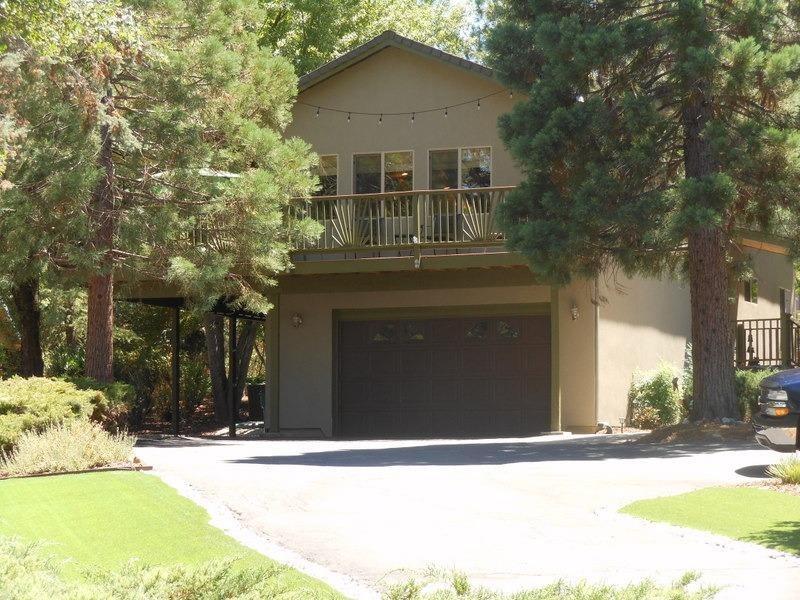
(297, 30, 495, 93)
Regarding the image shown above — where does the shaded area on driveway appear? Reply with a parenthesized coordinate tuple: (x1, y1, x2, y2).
(225, 435, 760, 467)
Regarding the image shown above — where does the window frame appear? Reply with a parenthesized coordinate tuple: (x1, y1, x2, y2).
(744, 278, 759, 304)
(315, 154, 339, 196)
(352, 150, 415, 194)
(427, 146, 493, 190)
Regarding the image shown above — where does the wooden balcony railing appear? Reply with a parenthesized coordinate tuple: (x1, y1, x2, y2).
(735, 316, 800, 368)
(289, 186, 513, 252)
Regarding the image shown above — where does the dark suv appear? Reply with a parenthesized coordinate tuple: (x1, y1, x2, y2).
(753, 368, 800, 452)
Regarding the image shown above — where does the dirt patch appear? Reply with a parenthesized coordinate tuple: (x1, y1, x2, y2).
(634, 421, 753, 444)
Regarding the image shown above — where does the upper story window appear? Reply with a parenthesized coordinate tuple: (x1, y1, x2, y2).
(315, 155, 338, 196)
(354, 151, 413, 194)
(744, 278, 759, 304)
(429, 147, 491, 190)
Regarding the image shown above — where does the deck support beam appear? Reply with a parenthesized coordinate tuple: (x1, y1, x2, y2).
(171, 306, 181, 437)
(228, 316, 237, 438)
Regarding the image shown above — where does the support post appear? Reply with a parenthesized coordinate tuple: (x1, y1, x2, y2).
(780, 288, 792, 368)
(550, 285, 562, 432)
(263, 321, 268, 435)
(228, 316, 237, 438)
(266, 294, 280, 434)
(735, 323, 746, 368)
(171, 306, 181, 436)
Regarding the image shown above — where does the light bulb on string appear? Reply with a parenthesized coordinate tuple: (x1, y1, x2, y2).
(477, 99, 481, 110)
(410, 112, 415, 125)
(444, 107, 448, 117)
(347, 112, 351, 123)
(315, 106, 320, 117)
(378, 113, 382, 125)
(509, 90, 513, 98)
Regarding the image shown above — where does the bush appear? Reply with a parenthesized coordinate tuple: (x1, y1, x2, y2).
(69, 377, 136, 431)
(628, 364, 684, 429)
(382, 570, 717, 599)
(767, 457, 800, 485)
(0, 420, 136, 477)
(0, 536, 331, 599)
(735, 369, 775, 421)
(0, 377, 106, 452)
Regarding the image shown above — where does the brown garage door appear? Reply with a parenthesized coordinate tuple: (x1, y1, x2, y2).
(337, 314, 551, 438)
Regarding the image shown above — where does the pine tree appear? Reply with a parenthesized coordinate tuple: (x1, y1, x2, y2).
(1, 0, 320, 384)
(486, 0, 800, 419)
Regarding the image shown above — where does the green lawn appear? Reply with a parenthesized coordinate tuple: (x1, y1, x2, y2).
(0, 471, 340, 596)
(622, 486, 800, 555)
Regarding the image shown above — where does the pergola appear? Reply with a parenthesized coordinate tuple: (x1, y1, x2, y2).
(121, 296, 272, 438)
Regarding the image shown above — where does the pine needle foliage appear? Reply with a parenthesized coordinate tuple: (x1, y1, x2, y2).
(485, 0, 800, 418)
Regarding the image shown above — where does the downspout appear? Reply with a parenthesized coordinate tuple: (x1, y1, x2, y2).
(594, 278, 600, 427)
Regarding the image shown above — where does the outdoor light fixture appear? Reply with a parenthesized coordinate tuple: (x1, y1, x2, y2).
(570, 303, 579, 321)
(291, 313, 303, 328)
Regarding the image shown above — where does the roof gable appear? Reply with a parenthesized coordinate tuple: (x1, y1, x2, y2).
(298, 30, 494, 92)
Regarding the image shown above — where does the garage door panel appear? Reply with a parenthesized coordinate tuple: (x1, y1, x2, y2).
(462, 347, 492, 373)
(431, 348, 459, 372)
(370, 350, 399, 376)
(494, 346, 524, 375)
(339, 321, 370, 347)
(401, 348, 431, 375)
(338, 314, 551, 438)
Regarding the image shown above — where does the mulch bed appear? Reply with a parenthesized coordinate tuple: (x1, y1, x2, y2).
(634, 421, 754, 444)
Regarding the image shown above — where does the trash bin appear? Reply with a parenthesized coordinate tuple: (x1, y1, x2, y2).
(246, 383, 265, 421)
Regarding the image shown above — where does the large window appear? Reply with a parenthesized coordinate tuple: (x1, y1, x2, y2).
(315, 155, 338, 196)
(429, 147, 491, 189)
(354, 151, 413, 194)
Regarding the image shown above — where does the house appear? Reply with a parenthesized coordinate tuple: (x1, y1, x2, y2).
(132, 31, 795, 438)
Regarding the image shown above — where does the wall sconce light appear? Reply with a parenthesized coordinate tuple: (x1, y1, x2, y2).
(290, 313, 303, 328)
(570, 303, 579, 321)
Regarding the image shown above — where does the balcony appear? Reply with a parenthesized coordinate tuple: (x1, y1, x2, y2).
(290, 186, 513, 256)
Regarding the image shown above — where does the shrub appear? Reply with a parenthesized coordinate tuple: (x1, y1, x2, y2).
(69, 376, 136, 431)
(382, 570, 717, 599)
(628, 364, 683, 429)
(0, 377, 106, 452)
(767, 457, 800, 485)
(0, 536, 332, 599)
(735, 369, 775, 421)
(0, 420, 136, 477)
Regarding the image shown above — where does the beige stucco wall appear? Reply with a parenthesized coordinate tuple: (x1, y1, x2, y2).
(286, 46, 520, 192)
(596, 275, 692, 426)
(278, 277, 599, 436)
(736, 247, 794, 320)
(595, 248, 793, 424)
(555, 281, 598, 432)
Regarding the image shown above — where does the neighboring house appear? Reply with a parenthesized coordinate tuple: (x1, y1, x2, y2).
(132, 31, 795, 438)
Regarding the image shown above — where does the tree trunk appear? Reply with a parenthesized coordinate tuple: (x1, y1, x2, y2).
(687, 229, 738, 419)
(683, 87, 738, 420)
(10, 278, 44, 377)
(204, 314, 228, 423)
(203, 314, 260, 424)
(85, 91, 115, 383)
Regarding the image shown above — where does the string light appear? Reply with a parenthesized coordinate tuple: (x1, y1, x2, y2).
(298, 88, 511, 124)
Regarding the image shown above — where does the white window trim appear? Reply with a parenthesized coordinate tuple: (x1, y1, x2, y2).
(427, 146, 493, 189)
(352, 150, 415, 194)
(317, 154, 339, 196)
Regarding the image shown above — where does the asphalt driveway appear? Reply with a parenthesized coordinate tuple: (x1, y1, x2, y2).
(135, 434, 800, 599)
